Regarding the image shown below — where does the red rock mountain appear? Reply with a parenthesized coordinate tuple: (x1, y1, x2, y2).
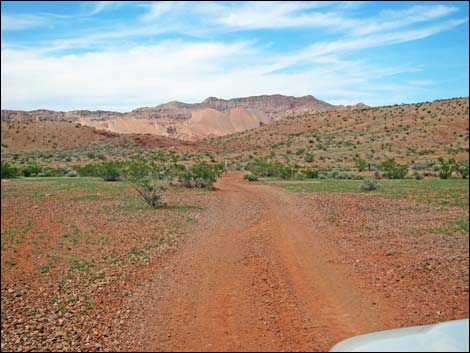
(1, 94, 356, 140)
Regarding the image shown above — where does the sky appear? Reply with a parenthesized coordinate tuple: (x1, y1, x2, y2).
(1, 1, 469, 112)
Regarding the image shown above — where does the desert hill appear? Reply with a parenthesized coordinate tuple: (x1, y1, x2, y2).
(203, 97, 469, 166)
(1, 95, 337, 141)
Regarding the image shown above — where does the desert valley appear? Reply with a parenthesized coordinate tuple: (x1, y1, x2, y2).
(1, 1, 469, 352)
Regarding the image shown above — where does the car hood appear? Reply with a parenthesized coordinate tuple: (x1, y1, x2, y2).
(330, 319, 469, 352)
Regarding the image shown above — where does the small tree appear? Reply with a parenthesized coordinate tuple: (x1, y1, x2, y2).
(125, 152, 174, 208)
(437, 157, 456, 179)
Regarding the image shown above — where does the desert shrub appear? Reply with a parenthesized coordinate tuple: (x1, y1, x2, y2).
(360, 178, 379, 191)
(42, 168, 53, 177)
(179, 161, 222, 190)
(327, 168, 341, 179)
(304, 153, 315, 163)
(413, 171, 424, 180)
(73, 164, 99, 177)
(354, 157, 367, 172)
(98, 161, 122, 181)
(436, 157, 456, 179)
(303, 167, 319, 179)
(380, 159, 408, 179)
(125, 152, 175, 208)
(457, 161, 469, 179)
(244, 174, 258, 182)
(336, 171, 354, 179)
(1, 161, 18, 179)
(21, 164, 42, 177)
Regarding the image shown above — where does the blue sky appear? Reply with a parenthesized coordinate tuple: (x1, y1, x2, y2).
(1, 1, 468, 111)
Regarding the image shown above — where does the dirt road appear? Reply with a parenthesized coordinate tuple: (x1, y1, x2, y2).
(122, 172, 399, 351)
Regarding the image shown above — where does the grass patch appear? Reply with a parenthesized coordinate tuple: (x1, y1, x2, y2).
(266, 178, 469, 207)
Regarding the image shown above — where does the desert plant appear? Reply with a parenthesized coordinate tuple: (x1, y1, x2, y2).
(303, 167, 319, 179)
(437, 157, 456, 179)
(360, 178, 379, 191)
(354, 157, 368, 172)
(244, 173, 258, 182)
(1, 161, 18, 179)
(125, 152, 174, 208)
(179, 161, 222, 189)
(380, 159, 408, 179)
(21, 164, 42, 177)
(98, 161, 122, 181)
(413, 171, 424, 180)
(456, 161, 469, 179)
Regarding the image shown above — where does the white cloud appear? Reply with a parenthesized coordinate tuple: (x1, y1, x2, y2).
(1, 37, 431, 111)
(89, 1, 124, 15)
(1, 2, 467, 110)
(1, 13, 49, 31)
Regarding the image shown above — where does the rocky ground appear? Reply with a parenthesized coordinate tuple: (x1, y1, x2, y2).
(1, 174, 468, 351)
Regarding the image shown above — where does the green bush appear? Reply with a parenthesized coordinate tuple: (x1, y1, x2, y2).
(380, 159, 408, 179)
(336, 171, 353, 179)
(98, 161, 122, 181)
(1, 161, 18, 179)
(21, 164, 42, 177)
(125, 152, 175, 208)
(354, 157, 368, 172)
(437, 157, 456, 179)
(244, 174, 258, 182)
(179, 161, 222, 190)
(304, 153, 315, 163)
(457, 161, 469, 179)
(73, 164, 99, 177)
(360, 178, 379, 191)
(413, 171, 424, 180)
(303, 167, 319, 179)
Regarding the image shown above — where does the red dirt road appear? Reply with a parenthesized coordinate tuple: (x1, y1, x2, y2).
(122, 173, 400, 351)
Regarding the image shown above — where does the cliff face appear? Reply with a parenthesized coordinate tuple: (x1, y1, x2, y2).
(1, 94, 339, 140)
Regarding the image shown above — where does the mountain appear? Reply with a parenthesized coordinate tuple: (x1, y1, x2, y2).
(1, 94, 338, 140)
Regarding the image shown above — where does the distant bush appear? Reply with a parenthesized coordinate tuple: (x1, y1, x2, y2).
(413, 171, 424, 180)
(304, 153, 315, 163)
(98, 161, 122, 181)
(244, 173, 258, 182)
(303, 167, 319, 179)
(179, 161, 222, 190)
(1, 161, 18, 179)
(336, 171, 353, 179)
(67, 171, 77, 177)
(457, 161, 469, 179)
(436, 157, 456, 179)
(20, 164, 42, 177)
(73, 164, 99, 177)
(380, 159, 408, 179)
(360, 178, 379, 191)
(354, 157, 368, 172)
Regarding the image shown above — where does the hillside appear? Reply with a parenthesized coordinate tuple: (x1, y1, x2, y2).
(203, 98, 469, 166)
(1, 94, 336, 141)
